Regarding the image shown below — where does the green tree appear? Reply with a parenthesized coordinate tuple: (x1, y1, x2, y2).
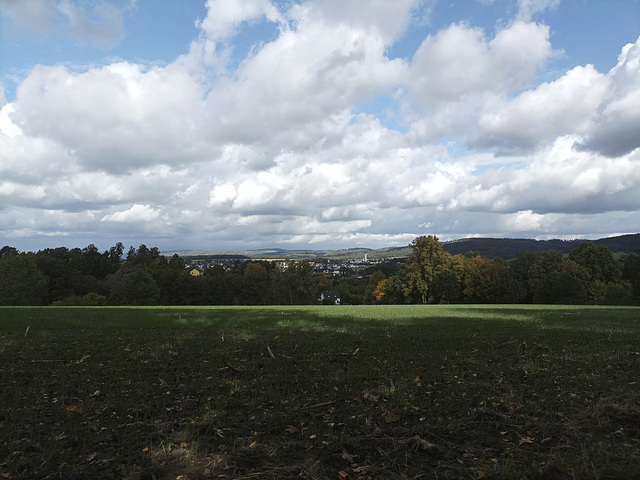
(529, 250, 565, 296)
(568, 242, 621, 284)
(509, 251, 537, 303)
(83, 292, 107, 306)
(0, 252, 48, 305)
(534, 270, 588, 304)
(568, 242, 621, 302)
(336, 276, 368, 305)
(621, 250, 640, 305)
(242, 261, 273, 305)
(0, 246, 18, 257)
(363, 270, 386, 304)
(462, 256, 509, 303)
(530, 251, 589, 304)
(153, 256, 199, 305)
(126, 244, 166, 269)
(403, 235, 452, 303)
(374, 274, 407, 304)
(36, 247, 78, 304)
(274, 260, 319, 304)
(202, 265, 233, 305)
(108, 267, 159, 305)
(431, 269, 461, 304)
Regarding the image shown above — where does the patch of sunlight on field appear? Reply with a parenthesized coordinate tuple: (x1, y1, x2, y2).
(275, 318, 349, 332)
(173, 314, 220, 327)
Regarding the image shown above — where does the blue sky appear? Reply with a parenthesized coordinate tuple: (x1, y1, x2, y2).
(0, 0, 639, 252)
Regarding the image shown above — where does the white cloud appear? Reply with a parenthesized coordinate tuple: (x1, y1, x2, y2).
(474, 64, 609, 153)
(578, 36, 640, 157)
(0, 0, 57, 34)
(202, 10, 409, 144)
(409, 21, 553, 104)
(0, 103, 22, 137)
(450, 136, 640, 215)
(101, 204, 161, 223)
(1, 1, 639, 250)
(197, 0, 283, 41)
(517, 0, 560, 22)
(501, 210, 550, 231)
(404, 20, 555, 142)
(291, 0, 420, 43)
(11, 62, 206, 172)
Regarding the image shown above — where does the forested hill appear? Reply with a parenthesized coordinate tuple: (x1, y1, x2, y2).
(166, 233, 640, 261)
(441, 234, 640, 259)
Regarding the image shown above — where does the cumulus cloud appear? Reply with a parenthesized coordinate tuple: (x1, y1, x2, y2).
(473, 65, 609, 153)
(197, 0, 284, 41)
(450, 136, 640, 215)
(409, 21, 553, 104)
(404, 20, 556, 142)
(202, 4, 409, 145)
(11, 62, 206, 172)
(473, 36, 640, 156)
(102, 204, 161, 223)
(1, 0, 639, 249)
(578, 36, 640, 157)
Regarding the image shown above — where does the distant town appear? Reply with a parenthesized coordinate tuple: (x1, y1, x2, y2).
(183, 253, 390, 279)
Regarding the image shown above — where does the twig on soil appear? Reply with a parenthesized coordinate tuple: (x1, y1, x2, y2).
(299, 400, 335, 410)
(225, 361, 243, 372)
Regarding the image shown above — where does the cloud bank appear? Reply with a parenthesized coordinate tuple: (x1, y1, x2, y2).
(0, 0, 639, 251)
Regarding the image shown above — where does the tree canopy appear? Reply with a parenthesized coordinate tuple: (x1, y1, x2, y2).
(0, 238, 636, 306)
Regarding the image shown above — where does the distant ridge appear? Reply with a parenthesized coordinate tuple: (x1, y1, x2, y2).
(442, 234, 640, 259)
(164, 233, 640, 261)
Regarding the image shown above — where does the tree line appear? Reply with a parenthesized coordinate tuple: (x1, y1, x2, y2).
(370, 236, 640, 306)
(0, 236, 639, 306)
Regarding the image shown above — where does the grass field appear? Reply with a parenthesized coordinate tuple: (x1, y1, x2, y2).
(1, 305, 639, 479)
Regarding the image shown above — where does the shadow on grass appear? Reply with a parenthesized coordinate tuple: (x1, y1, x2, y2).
(1, 305, 639, 479)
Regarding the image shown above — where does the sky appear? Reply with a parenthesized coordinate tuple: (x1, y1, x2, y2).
(0, 0, 639, 253)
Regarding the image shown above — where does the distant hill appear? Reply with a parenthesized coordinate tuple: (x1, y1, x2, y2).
(441, 234, 640, 259)
(164, 233, 640, 262)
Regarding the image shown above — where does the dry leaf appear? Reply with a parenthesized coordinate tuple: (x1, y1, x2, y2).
(384, 410, 399, 423)
(400, 436, 438, 454)
(338, 471, 349, 479)
(66, 405, 83, 415)
(341, 451, 357, 462)
(519, 437, 535, 446)
(363, 390, 378, 403)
